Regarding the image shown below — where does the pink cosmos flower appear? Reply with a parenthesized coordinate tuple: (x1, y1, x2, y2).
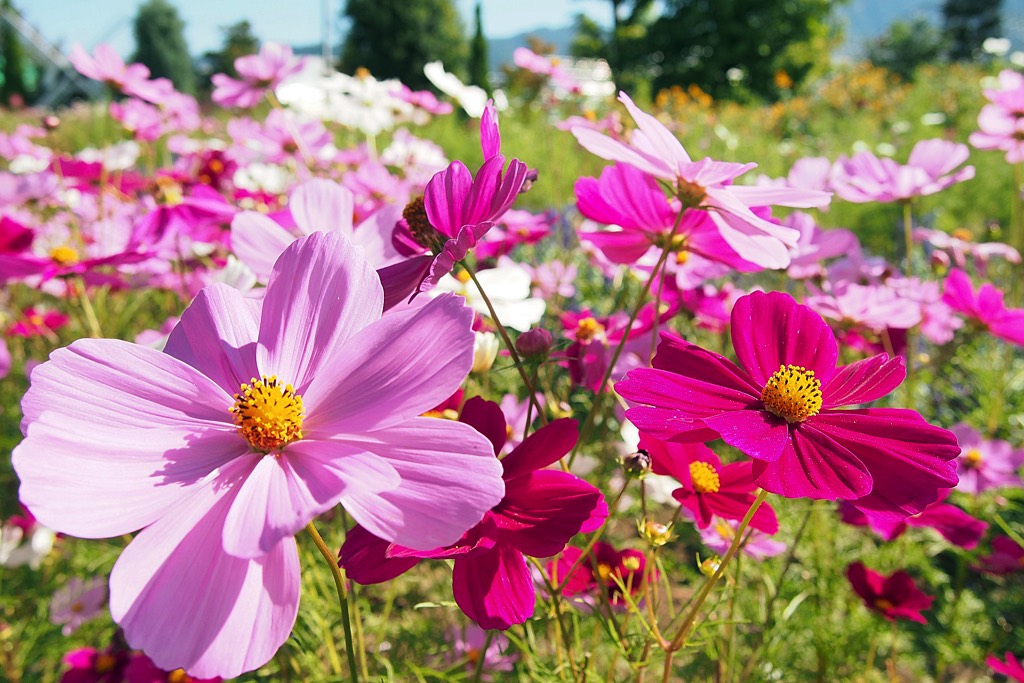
(69, 44, 168, 104)
(341, 398, 607, 630)
(513, 47, 581, 94)
(13, 232, 504, 677)
(397, 103, 530, 293)
(970, 70, 1024, 163)
(942, 268, 1024, 346)
(987, 652, 1024, 682)
(950, 423, 1024, 494)
(640, 435, 779, 533)
(445, 625, 517, 679)
(699, 517, 786, 560)
(913, 227, 1021, 270)
(60, 646, 130, 683)
(575, 162, 759, 271)
(832, 139, 975, 203)
(846, 562, 933, 623)
(0, 337, 8, 379)
(975, 536, 1024, 575)
(211, 43, 306, 109)
(840, 491, 988, 549)
(616, 291, 960, 518)
(784, 211, 858, 279)
(50, 575, 108, 636)
(123, 653, 221, 683)
(572, 92, 830, 268)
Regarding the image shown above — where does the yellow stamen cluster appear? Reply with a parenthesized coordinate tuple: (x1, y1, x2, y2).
(94, 654, 118, 674)
(689, 461, 721, 494)
(963, 448, 983, 468)
(951, 227, 974, 242)
(231, 376, 305, 453)
(49, 245, 80, 266)
(402, 195, 444, 252)
(761, 364, 823, 423)
(621, 555, 641, 571)
(873, 598, 895, 611)
(597, 562, 613, 582)
(155, 176, 184, 206)
(575, 316, 605, 343)
(422, 408, 460, 420)
(167, 670, 192, 683)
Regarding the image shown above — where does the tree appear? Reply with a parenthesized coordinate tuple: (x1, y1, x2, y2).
(132, 0, 195, 94)
(943, 0, 1002, 61)
(204, 20, 260, 79)
(866, 16, 945, 81)
(467, 2, 489, 93)
(0, 0, 31, 104)
(643, 0, 839, 101)
(340, 0, 466, 90)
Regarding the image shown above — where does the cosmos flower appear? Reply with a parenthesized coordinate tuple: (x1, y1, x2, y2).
(616, 291, 960, 518)
(341, 398, 607, 630)
(840, 491, 988, 549)
(846, 562, 933, 623)
(975, 536, 1024, 575)
(50, 575, 108, 636)
(14, 232, 504, 677)
(832, 139, 975, 203)
(987, 652, 1024, 682)
(640, 435, 779, 534)
(68, 44, 169, 103)
(211, 43, 306, 109)
(547, 541, 648, 610)
(950, 423, 1024, 494)
(942, 268, 1024, 347)
(699, 517, 786, 560)
(571, 92, 830, 268)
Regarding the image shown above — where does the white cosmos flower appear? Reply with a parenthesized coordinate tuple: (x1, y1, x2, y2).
(424, 61, 488, 118)
(434, 259, 546, 331)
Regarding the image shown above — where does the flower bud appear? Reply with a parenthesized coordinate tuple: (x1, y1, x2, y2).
(515, 327, 553, 358)
(472, 331, 499, 373)
(698, 555, 721, 577)
(621, 449, 651, 479)
(639, 519, 674, 547)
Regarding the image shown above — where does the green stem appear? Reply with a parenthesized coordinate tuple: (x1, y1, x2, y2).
(470, 630, 494, 683)
(569, 210, 686, 470)
(304, 521, 360, 683)
(902, 200, 914, 273)
(463, 261, 548, 426)
(664, 489, 769, 656)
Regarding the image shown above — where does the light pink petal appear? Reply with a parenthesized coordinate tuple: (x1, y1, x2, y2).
(258, 231, 383, 392)
(752, 423, 873, 500)
(222, 440, 400, 558)
(13, 339, 243, 538)
(230, 211, 296, 282)
(164, 284, 261, 391)
(289, 178, 355, 235)
(572, 127, 673, 180)
(302, 294, 474, 433)
(452, 544, 534, 630)
(110, 460, 299, 680)
(730, 290, 839, 385)
(618, 91, 691, 166)
(332, 417, 505, 551)
(728, 185, 832, 209)
(707, 208, 792, 269)
(822, 354, 905, 408)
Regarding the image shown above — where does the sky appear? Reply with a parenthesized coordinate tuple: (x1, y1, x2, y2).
(19, 0, 613, 58)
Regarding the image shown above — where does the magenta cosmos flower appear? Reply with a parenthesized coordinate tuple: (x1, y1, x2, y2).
(988, 652, 1024, 682)
(840, 491, 988, 550)
(13, 231, 504, 678)
(571, 92, 830, 269)
(616, 291, 959, 518)
(340, 398, 607, 630)
(846, 562, 933, 623)
(943, 268, 1024, 347)
(640, 434, 778, 534)
(950, 423, 1024, 494)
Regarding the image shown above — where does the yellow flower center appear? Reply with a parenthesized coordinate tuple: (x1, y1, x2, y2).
(951, 227, 974, 242)
(689, 461, 721, 493)
(714, 520, 734, 540)
(575, 317, 605, 342)
(156, 176, 184, 206)
(761, 364, 823, 423)
(874, 598, 894, 611)
(963, 448, 983, 468)
(49, 245, 80, 266)
(454, 269, 472, 284)
(422, 408, 460, 420)
(597, 562, 613, 582)
(71, 601, 85, 613)
(231, 376, 305, 453)
(167, 670, 192, 683)
(621, 555, 641, 571)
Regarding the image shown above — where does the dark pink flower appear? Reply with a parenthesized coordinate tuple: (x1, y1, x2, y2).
(641, 435, 778, 533)
(943, 268, 1024, 346)
(846, 562, 933, 623)
(987, 652, 1024, 682)
(547, 542, 648, 608)
(212, 43, 306, 109)
(7, 307, 69, 338)
(60, 646, 129, 683)
(616, 291, 960, 518)
(123, 653, 221, 683)
(340, 398, 607, 630)
(975, 536, 1024, 575)
(840, 490, 988, 549)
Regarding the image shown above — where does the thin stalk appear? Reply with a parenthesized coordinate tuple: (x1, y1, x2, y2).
(664, 489, 769, 656)
(304, 521, 360, 683)
(74, 278, 103, 338)
(902, 200, 914, 273)
(556, 479, 630, 593)
(463, 261, 548, 426)
(569, 210, 686, 470)
(470, 630, 494, 683)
